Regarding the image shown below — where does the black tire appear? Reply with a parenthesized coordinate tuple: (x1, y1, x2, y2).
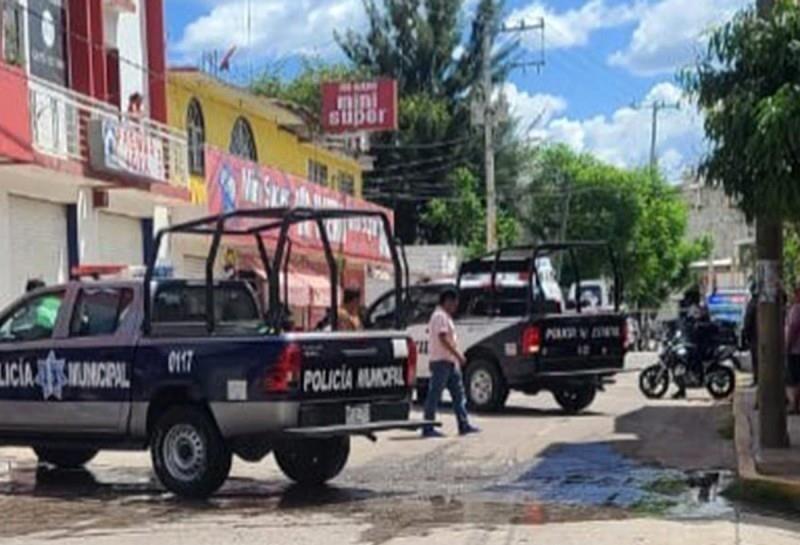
(464, 359, 508, 413)
(706, 366, 736, 400)
(150, 405, 232, 499)
(553, 384, 597, 414)
(34, 447, 98, 469)
(639, 365, 670, 399)
(274, 436, 350, 486)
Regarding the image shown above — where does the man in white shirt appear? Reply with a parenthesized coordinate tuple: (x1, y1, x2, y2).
(422, 288, 479, 438)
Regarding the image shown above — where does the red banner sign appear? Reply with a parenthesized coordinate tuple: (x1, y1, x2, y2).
(321, 79, 398, 134)
(205, 147, 393, 262)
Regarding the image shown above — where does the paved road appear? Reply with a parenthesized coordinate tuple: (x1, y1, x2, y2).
(0, 353, 798, 544)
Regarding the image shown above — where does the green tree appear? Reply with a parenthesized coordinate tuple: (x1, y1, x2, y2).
(682, 1, 800, 221)
(335, 0, 521, 243)
(422, 167, 517, 257)
(518, 145, 702, 308)
(681, 0, 798, 448)
(252, 59, 366, 122)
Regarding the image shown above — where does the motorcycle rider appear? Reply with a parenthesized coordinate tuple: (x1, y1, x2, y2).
(673, 287, 717, 399)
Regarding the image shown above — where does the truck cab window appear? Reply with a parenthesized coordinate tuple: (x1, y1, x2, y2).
(70, 288, 134, 337)
(0, 291, 65, 342)
(153, 283, 260, 324)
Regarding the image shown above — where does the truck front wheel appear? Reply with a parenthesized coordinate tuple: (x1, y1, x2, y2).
(34, 447, 98, 469)
(274, 436, 350, 486)
(151, 406, 232, 499)
(553, 384, 597, 415)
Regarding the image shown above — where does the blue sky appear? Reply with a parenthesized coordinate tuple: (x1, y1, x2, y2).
(165, 0, 754, 181)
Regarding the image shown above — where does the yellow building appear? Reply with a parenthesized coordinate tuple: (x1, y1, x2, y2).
(166, 69, 364, 204)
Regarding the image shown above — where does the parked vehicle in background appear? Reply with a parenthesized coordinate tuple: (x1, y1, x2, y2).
(0, 208, 428, 499)
(366, 243, 628, 414)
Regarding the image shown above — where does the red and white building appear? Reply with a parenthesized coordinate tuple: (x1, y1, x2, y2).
(0, 0, 188, 306)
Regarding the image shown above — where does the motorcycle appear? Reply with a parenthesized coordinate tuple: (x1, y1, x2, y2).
(639, 329, 737, 400)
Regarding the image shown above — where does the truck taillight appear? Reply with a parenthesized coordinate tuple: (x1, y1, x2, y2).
(264, 343, 302, 393)
(406, 338, 418, 387)
(522, 325, 542, 355)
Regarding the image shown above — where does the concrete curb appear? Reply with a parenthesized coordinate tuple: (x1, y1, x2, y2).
(733, 387, 800, 498)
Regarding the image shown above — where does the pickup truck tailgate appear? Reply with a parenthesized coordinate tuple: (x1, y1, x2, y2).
(291, 333, 413, 401)
(535, 313, 626, 375)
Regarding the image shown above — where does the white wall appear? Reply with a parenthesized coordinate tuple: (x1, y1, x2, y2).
(0, 189, 11, 306)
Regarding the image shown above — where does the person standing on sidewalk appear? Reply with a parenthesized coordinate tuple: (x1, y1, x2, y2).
(743, 283, 759, 386)
(422, 288, 479, 438)
(784, 286, 800, 414)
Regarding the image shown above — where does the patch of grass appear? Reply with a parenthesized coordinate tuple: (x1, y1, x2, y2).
(723, 479, 800, 513)
(630, 497, 678, 516)
(642, 476, 689, 497)
(717, 413, 735, 441)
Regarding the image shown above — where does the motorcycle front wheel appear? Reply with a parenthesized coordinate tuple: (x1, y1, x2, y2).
(639, 365, 669, 399)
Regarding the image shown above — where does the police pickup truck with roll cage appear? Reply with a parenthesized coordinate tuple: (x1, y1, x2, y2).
(366, 242, 628, 414)
(0, 208, 429, 499)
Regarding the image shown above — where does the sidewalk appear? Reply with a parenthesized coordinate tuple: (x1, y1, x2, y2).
(733, 386, 800, 494)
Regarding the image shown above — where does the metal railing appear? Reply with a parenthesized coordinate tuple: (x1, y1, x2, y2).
(28, 76, 189, 189)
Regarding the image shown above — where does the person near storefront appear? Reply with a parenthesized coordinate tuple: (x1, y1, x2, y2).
(422, 288, 480, 438)
(784, 286, 800, 414)
(742, 282, 759, 386)
(25, 279, 45, 293)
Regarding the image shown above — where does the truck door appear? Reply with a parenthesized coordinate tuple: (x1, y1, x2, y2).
(0, 288, 68, 432)
(51, 286, 136, 434)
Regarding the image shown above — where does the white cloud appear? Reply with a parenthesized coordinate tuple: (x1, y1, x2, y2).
(514, 82, 704, 181)
(502, 82, 567, 133)
(507, 0, 643, 50)
(172, 0, 365, 61)
(608, 0, 751, 76)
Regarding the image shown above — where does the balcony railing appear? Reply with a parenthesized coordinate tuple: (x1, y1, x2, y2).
(28, 76, 189, 190)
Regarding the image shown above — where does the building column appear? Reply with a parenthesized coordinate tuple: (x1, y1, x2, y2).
(77, 187, 100, 264)
(144, 0, 167, 123)
(153, 204, 171, 262)
(0, 189, 11, 306)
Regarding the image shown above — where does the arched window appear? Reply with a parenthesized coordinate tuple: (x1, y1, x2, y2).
(186, 99, 205, 175)
(230, 117, 257, 162)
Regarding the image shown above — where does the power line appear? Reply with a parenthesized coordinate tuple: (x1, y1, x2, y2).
(367, 136, 476, 150)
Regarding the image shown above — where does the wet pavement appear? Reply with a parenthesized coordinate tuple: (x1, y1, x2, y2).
(0, 357, 798, 544)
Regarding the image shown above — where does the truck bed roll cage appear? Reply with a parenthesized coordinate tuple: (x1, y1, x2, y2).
(143, 207, 402, 334)
(457, 241, 622, 315)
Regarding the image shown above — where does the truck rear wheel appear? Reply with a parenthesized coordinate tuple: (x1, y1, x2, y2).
(465, 359, 508, 413)
(274, 436, 350, 486)
(553, 384, 597, 415)
(151, 406, 232, 499)
(34, 447, 98, 469)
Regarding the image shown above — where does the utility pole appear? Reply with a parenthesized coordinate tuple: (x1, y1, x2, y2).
(756, 0, 789, 449)
(482, 27, 497, 252)
(632, 100, 680, 179)
(480, 18, 544, 251)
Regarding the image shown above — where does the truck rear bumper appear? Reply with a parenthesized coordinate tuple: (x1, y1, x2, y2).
(210, 399, 427, 438)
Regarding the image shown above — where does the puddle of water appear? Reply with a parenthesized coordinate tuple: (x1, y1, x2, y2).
(478, 443, 735, 519)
